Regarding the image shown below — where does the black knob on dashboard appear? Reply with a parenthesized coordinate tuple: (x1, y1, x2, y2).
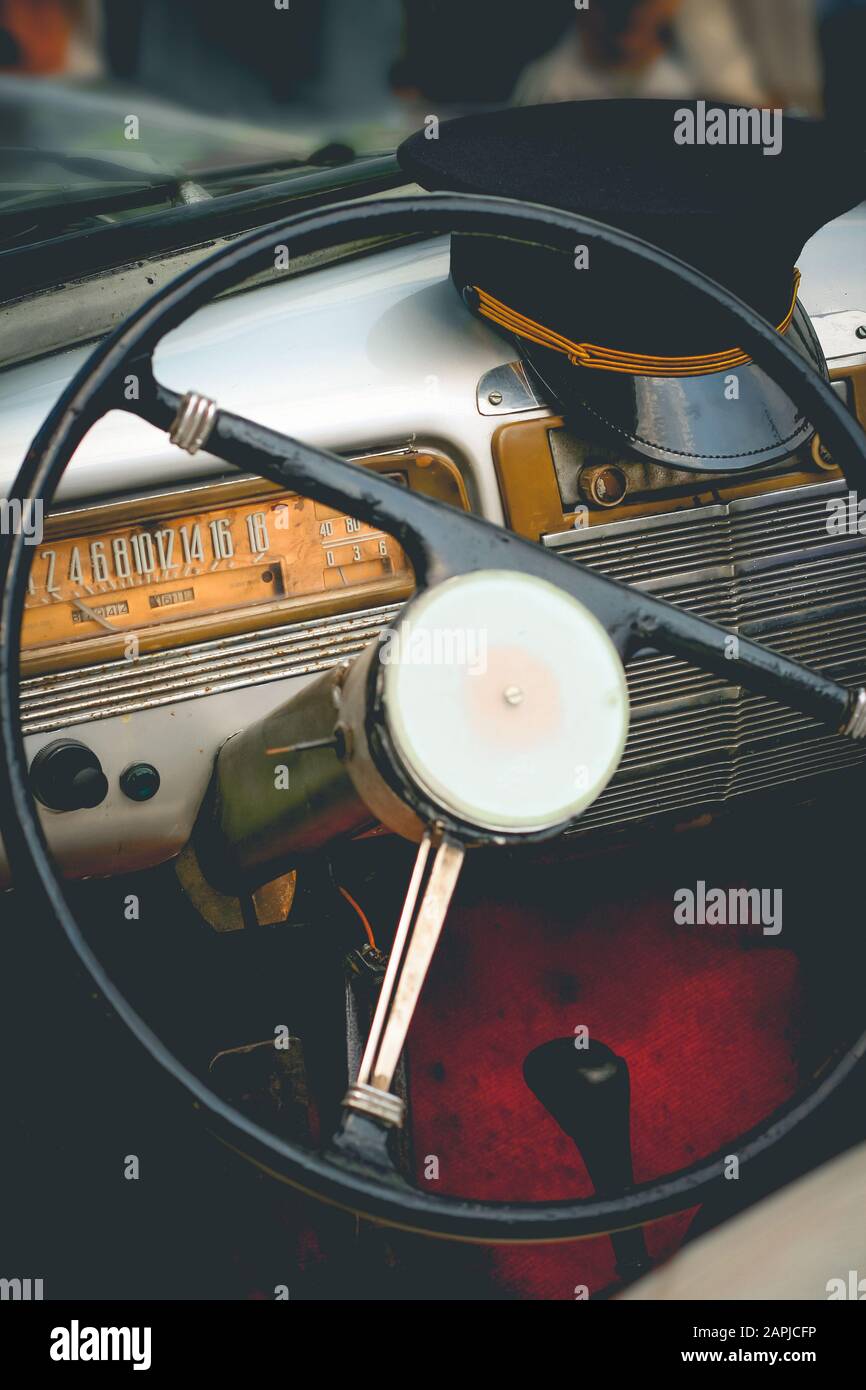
(29, 739, 109, 811)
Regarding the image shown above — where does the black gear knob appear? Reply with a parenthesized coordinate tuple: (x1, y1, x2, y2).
(524, 1037, 649, 1282)
(29, 739, 109, 812)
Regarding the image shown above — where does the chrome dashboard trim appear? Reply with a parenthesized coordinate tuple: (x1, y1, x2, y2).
(843, 687, 866, 739)
(20, 601, 402, 735)
(545, 478, 866, 833)
(476, 360, 547, 416)
(543, 478, 847, 551)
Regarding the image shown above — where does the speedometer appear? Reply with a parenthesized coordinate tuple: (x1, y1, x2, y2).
(25, 490, 403, 645)
(19, 458, 454, 674)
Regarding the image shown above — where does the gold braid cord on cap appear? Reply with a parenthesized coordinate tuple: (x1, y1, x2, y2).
(470, 269, 801, 379)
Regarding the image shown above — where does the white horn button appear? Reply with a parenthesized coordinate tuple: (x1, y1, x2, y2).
(381, 569, 630, 834)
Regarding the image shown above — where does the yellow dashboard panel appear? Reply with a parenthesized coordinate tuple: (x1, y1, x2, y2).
(24, 493, 405, 649)
(20, 450, 467, 675)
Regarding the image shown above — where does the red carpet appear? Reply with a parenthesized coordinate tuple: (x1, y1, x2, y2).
(407, 866, 801, 1298)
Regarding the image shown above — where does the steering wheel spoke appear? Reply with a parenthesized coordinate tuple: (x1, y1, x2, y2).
(342, 828, 464, 1130)
(132, 377, 481, 590)
(626, 591, 860, 736)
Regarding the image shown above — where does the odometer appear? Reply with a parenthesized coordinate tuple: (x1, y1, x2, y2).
(22, 484, 412, 669)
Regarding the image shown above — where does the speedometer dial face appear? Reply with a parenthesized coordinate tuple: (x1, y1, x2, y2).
(22, 486, 411, 667)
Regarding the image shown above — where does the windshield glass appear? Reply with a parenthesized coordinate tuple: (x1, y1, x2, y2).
(0, 0, 842, 263)
(0, 72, 374, 248)
(0, 2, 419, 254)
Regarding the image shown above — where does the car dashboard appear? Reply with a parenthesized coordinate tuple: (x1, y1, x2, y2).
(3, 213, 866, 887)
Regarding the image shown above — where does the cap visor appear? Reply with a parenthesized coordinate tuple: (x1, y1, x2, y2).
(520, 303, 826, 471)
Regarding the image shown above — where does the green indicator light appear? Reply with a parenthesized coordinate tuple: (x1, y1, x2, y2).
(119, 763, 161, 802)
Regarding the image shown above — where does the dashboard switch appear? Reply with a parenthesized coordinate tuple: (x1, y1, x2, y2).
(120, 763, 160, 802)
(30, 740, 109, 811)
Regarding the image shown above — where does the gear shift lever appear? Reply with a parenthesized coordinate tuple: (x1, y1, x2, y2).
(524, 1037, 650, 1284)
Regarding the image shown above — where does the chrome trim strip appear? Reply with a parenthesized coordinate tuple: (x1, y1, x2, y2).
(20, 602, 402, 734)
(843, 688, 866, 739)
(543, 479, 848, 550)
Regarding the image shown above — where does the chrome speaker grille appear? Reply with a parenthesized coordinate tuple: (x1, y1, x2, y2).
(545, 480, 866, 832)
(20, 604, 402, 735)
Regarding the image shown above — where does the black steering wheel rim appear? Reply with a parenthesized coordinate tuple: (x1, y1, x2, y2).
(2, 191, 866, 1244)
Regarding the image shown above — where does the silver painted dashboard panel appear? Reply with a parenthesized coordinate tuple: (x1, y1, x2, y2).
(0, 207, 863, 886)
(0, 236, 529, 511)
(0, 234, 544, 884)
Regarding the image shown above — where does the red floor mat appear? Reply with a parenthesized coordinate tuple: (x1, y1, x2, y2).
(407, 872, 801, 1299)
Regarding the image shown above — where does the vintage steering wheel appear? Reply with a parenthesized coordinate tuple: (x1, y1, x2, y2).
(3, 193, 866, 1245)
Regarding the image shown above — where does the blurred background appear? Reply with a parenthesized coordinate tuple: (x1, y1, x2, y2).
(0, 0, 862, 164)
(0, 0, 861, 286)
